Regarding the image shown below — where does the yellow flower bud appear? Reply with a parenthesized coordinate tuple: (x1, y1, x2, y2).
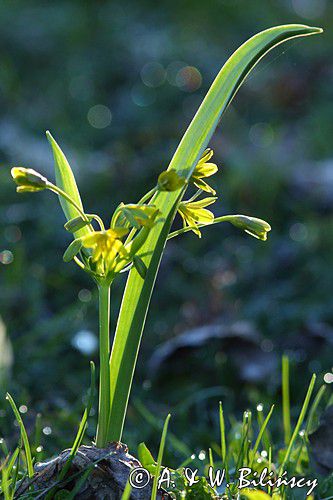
(11, 167, 48, 192)
(228, 215, 271, 241)
(158, 169, 185, 192)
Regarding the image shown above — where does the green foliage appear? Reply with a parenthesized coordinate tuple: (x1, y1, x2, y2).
(107, 23, 322, 444)
(46, 131, 90, 237)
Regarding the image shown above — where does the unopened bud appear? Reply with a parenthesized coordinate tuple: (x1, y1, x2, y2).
(64, 216, 93, 233)
(158, 169, 185, 192)
(63, 238, 83, 262)
(229, 215, 271, 241)
(11, 167, 48, 192)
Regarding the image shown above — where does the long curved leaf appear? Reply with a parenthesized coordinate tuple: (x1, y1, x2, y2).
(108, 24, 322, 441)
(46, 130, 90, 237)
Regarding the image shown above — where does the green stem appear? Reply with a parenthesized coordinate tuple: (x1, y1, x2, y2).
(48, 183, 94, 232)
(95, 283, 111, 447)
(167, 215, 233, 240)
(138, 186, 157, 205)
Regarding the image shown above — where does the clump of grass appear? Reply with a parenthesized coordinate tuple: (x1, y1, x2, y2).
(0, 359, 331, 498)
(137, 362, 330, 499)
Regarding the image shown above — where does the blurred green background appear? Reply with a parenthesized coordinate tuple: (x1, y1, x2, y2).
(0, 0, 332, 465)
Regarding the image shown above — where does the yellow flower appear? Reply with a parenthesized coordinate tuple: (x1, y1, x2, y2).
(178, 197, 216, 237)
(117, 204, 159, 229)
(191, 149, 218, 195)
(81, 227, 129, 271)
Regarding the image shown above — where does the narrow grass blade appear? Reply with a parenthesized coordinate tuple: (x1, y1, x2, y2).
(282, 355, 291, 446)
(46, 131, 90, 237)
(250, 405, 274, 467)
(70, 361, 95, 456)
(219, 401, 227, 479)
(0, 438, 9, 457)
(0, 447, 19, 500)
(268, 446, 272, 496)
(135, 400, 190, 457)
(1, 465, 10, 500)
(121, 480, 132, 500)
(305, 384, 326, 434)
(6, 393, 34, 479)
(66, 467, 93, 500)
(108, 24, 322, 442)
(208, 448, 214, 469)
(278, 374, 316, 475)
(151, 413, 171, 500)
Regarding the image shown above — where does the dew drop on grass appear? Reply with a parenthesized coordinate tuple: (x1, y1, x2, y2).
(191, 454, 196, 460)
(19, 405, 28, 414)
(257, 403, 264, 412)
(198, 450, 206, 460)
(261, 450, 268, 458)
(36, 446, 43, 452)
(42, 426, 52, 435)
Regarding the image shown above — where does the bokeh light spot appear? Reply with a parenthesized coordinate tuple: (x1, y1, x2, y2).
(166, 61, 187, 86)
(141, 62, 166, 88)
(87, 104, 112, 129)
(249, 123, 274, 148)
(324, 372, 333, 384)
(4, 226, 21, 243)
(72, 330, 98, 355)
(292, 0, 326, 19)
(78, 288, 92, 303)
(0, 250, 14, 265)
(131, 83, 156, 107)
(289, 223, 308, 242)
(176, 66, 202, 92)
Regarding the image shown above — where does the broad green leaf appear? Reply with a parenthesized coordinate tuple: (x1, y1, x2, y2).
(46, 131, 90, 237)
(108, 24, 322, 441)
(138, 442, 156, 469)
(137, 441, 158, 475)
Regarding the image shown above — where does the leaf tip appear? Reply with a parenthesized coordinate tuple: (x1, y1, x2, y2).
(311, 26, 323, 34)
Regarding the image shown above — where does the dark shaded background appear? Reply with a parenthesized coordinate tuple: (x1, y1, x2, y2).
(0, 0, 332, 464)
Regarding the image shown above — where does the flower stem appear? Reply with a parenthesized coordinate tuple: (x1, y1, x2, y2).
(95, 283, 111, 448)
(47, 183, 94, 231)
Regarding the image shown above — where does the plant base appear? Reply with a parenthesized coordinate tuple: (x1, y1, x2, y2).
(16, 442, 170, 499)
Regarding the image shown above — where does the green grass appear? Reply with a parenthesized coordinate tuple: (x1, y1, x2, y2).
(0, 362, 331, 498)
